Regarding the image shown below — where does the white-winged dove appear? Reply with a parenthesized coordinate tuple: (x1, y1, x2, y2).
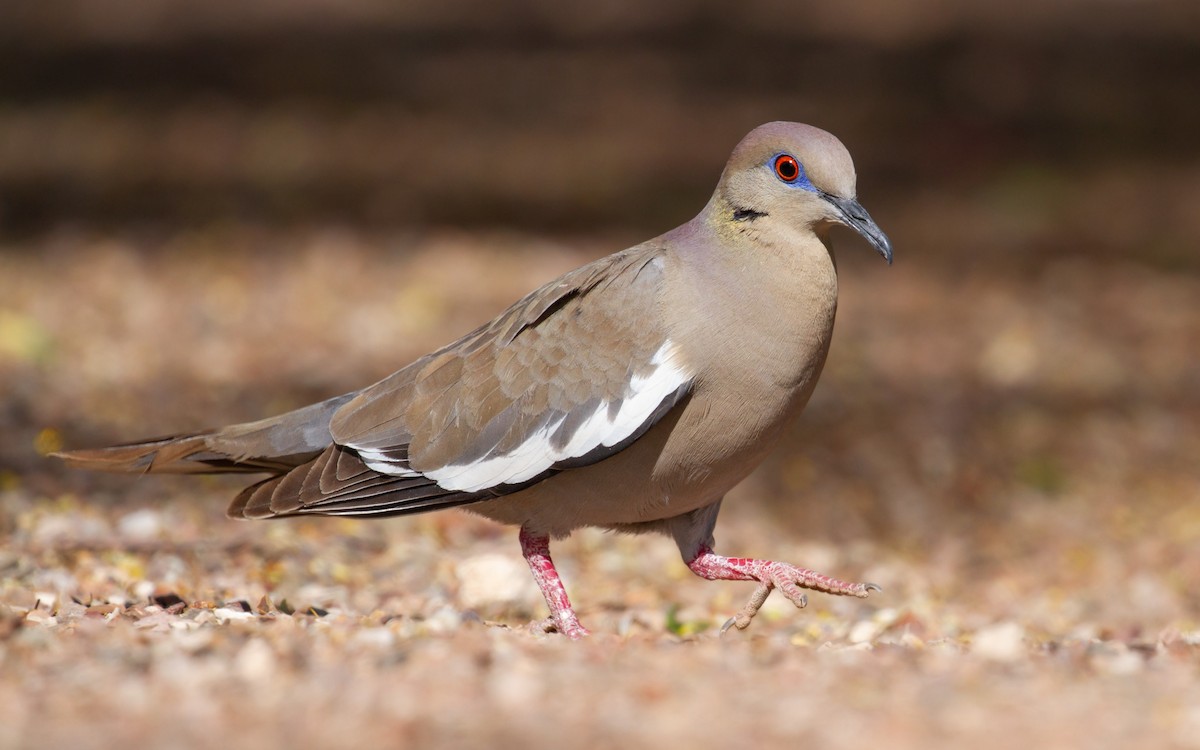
(56, 121, 893, 638)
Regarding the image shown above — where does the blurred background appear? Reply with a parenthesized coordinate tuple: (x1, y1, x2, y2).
(2, 2, 1200, 745)
(3, 0, 1199, 254)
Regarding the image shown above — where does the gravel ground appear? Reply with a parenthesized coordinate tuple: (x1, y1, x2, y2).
(3, 230, 1199, 749)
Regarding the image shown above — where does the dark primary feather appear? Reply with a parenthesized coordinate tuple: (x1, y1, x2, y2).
(228, 445, 497, 520)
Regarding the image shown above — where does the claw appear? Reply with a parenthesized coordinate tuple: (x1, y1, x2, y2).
(719, 582, 772, 636)
(688, 546, 881, 634)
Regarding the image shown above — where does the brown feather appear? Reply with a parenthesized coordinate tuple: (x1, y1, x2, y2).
(54, 433, 231, 475)
(230, 476, 284, 520)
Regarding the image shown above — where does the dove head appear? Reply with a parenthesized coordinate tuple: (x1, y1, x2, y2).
(711, 121, 892, 263)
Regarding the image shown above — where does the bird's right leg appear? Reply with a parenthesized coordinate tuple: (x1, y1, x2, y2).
(518, 526, 590, 639)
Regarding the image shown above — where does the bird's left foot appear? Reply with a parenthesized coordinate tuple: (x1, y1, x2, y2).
(685, 547, 880, 633)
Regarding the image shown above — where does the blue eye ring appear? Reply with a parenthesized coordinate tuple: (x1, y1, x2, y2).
(774, 154, 800, 182)
(770, 153, 817, 192)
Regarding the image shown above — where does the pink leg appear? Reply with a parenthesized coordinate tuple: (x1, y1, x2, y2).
(686, 546, 880, 632)
(519, 526, 590, 639)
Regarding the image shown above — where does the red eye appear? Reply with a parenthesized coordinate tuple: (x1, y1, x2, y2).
(774, 154, 800, 182)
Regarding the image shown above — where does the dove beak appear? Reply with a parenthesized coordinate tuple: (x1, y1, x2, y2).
(820, 192, 893, 265)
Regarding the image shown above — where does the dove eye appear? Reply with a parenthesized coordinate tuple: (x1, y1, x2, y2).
(773, 154, 800, 183)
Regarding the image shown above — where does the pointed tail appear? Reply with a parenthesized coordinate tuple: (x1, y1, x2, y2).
(53, 432, 248, 474)
(53, 392, 357, 476)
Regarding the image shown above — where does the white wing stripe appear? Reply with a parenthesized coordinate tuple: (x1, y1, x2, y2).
(364, 341, 690, 492)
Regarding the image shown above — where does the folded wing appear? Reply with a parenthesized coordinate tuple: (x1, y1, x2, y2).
(232, 244, 693, 519)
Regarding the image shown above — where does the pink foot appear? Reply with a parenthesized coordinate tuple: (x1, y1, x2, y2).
(519, 527, 590, 639)
(686, 546, 880, 632)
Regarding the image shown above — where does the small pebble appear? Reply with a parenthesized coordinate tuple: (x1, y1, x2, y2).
(971, 622, 1026, 662)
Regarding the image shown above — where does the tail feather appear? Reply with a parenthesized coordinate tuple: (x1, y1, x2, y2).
(53, 392, 358, 477)
(53, 432, 299, 475)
